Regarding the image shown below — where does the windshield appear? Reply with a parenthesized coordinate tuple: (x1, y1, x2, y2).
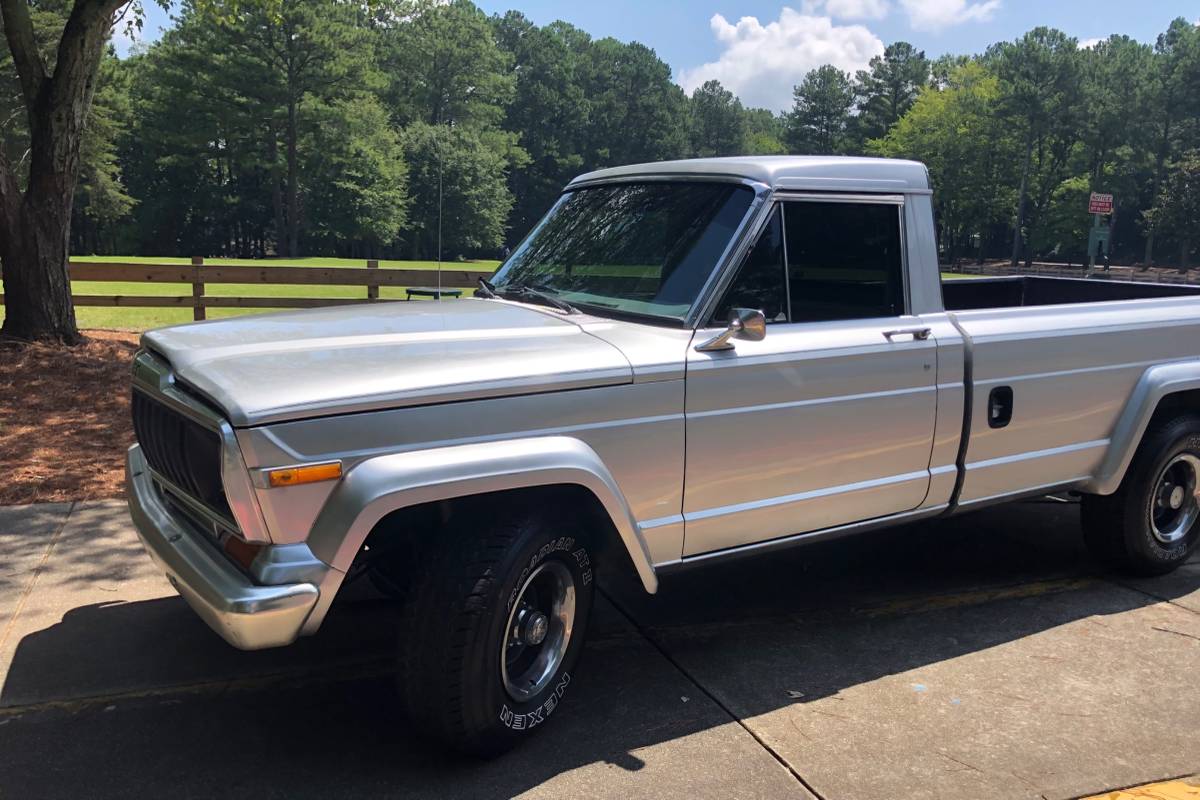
(491, 182, 755, 323)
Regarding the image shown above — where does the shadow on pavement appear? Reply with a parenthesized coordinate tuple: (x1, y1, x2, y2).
(1, 500, 1197, 799)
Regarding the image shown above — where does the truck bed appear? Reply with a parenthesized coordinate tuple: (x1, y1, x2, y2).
(938, 273, 1200, 511)
(942, 275, 1200, 311)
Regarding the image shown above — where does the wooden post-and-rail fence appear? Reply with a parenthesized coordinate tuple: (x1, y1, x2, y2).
(0, 259, 495, 321)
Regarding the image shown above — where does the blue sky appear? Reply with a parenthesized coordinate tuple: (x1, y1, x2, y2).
(119, 0, 1199, 111)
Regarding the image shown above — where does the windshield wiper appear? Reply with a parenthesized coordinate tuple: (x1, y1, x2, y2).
(493, 282, 578, 314)
(475, 276, 499, 298)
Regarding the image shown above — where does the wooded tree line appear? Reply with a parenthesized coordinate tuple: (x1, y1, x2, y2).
(5, 2, 1200, 270)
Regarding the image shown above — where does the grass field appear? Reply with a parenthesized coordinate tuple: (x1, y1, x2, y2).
(0, 256, 501, 330)
(0, 255, 973, 331)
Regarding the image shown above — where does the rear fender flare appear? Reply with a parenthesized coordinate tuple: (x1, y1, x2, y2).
(1085, 361, 1200, 495)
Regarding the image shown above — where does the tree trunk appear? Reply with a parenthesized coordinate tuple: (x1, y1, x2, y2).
(0, 118, 82, 342)
(1144, 103, 1174, 266)
(1023, 219, 1036, 270)
(0, 0, 122, 343)
(1, 194, 79, 343)
(283, 17, 301, 260)
(267, 131, 286, 257)
(1010, 130, 1033, 267)
(286, 96, 299, 258)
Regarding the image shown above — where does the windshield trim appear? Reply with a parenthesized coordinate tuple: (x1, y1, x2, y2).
(569, 299, 692, 328)
(493, 175, 770, 329)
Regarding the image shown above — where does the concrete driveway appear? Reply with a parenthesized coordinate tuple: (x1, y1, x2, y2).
(0, 498, 1197, 799)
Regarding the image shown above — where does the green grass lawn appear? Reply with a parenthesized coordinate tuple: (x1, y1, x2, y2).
(0, 256, 501, 331)
(1, 256, 976, 332)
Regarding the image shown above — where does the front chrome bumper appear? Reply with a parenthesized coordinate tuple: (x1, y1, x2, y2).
(126, 444, 323, 650)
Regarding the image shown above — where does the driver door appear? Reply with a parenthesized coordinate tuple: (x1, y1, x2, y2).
(682, 196, 939, 556)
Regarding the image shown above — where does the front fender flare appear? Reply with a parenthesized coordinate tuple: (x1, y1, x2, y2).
(307, 435, 658, 593)
(1084, 361, 1200, 495)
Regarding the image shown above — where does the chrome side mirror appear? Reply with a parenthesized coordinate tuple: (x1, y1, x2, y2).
(695, 308, 767, 352)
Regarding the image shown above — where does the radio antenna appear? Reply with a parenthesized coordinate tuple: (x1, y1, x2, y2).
(435, 123, 443, 301)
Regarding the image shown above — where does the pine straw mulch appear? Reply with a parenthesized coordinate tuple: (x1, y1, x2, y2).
(0, 330, 140, 505)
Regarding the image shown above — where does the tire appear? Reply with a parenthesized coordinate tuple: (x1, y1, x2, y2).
(367, 559, 409, 599)
(1081, 414, 1200, 575)
(396, 502, 595, 756)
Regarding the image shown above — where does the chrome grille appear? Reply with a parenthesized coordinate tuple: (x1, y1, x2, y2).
(131, 390, 231, 518)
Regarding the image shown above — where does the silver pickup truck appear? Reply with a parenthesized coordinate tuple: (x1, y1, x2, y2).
(127, 156, 1200, 754)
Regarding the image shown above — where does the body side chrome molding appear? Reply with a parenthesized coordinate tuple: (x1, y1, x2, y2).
(970, 357, 1169, 387)
(256, 410, 684, 465)
(656, 504, 949, 572)
(686, 383, 934, 421)
(659, 468, 1111, 574)
(965, 438, 1110, 472)
(684, 469, 931, 523)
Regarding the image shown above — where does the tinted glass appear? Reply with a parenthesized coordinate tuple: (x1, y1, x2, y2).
(493, 182, 754, 322)
(713, 206, 787, 324)
(784, 201, 904, 322)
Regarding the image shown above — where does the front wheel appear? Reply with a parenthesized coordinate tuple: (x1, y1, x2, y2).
(396, 504, 595, 755)
(1081, 414, 1200, 575)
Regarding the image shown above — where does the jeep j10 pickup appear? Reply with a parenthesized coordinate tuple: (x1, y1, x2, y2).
(126, 156, 1200, 754)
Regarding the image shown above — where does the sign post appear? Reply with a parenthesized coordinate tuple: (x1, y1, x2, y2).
(1087, 192, 1114, 274)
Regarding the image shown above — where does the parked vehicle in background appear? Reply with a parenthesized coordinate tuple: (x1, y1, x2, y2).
(126, 156, 1200, 755)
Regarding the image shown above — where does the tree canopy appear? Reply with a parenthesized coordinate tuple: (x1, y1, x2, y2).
(3, 1, 1200, 342)
(785, 65, 856, 155)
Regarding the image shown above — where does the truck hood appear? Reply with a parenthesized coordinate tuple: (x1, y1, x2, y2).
(142, 299, 633, 426)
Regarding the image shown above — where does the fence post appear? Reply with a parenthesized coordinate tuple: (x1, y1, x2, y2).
(366, 259, 379, 301)
(191, 256, 205, 321)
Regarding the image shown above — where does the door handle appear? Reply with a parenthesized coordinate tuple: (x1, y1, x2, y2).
(882, 327, 932, 341)
(988, 386, 1014, 428)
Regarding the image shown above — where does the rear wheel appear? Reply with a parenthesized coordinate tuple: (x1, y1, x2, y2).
(396, 502, 595, 755)
(1081, 414, 1200, 575)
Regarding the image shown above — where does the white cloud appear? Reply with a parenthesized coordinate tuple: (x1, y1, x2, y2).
(1078, 37, 1102, 49)
(823, 0, 890, 20)
(676, 8, 885, 112)
(898, 0, 1001, 31)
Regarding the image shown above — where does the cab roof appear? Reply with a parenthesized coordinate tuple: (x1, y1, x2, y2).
(567, 155, 931, 194)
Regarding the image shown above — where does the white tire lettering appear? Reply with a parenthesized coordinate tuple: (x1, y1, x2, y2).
(499, 672, 573, 731)
(505, 538, 582, 611)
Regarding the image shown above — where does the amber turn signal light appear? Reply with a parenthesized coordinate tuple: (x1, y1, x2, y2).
(266, 461, 342, 488)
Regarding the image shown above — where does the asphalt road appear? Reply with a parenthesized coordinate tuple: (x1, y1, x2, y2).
(0, 498, 1197, 799)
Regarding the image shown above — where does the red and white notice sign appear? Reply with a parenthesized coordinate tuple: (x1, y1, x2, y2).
(1088, 192, 1114, 215)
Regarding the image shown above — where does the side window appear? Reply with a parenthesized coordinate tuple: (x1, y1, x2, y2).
(712, 207, 787, 324)
(783, 200, 904, 322)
